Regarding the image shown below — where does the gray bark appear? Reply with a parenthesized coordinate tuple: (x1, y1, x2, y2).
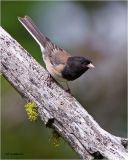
(0, 26, 128, 160)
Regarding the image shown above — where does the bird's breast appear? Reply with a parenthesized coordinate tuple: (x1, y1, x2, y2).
(44, 58, 67, 82)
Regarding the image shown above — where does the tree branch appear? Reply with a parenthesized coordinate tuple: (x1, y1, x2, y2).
(0, 26, 128, 160)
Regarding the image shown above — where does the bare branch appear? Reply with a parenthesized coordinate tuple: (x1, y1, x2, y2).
(0, 26, 128, 160)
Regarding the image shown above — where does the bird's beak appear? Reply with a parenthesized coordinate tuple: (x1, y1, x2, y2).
(87, 63, 95, 68)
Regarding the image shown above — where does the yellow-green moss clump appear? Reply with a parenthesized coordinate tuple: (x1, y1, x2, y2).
(50, 130, 61, 147)
(24, 102, 38, 121)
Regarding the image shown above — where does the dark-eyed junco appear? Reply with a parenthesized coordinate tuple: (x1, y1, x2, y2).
(18, 16, 95, 91)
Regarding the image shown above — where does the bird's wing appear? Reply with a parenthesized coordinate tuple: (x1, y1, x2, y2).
(48, 49, 71, 66)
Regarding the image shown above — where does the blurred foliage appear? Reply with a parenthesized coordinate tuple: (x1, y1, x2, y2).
(1, 1, 127, 159)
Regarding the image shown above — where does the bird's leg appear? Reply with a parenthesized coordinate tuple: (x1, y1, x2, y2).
(46, 74, 54, 87)
(66, 82, 71, 93)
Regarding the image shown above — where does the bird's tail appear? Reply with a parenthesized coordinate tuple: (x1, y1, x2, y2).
(18, 15, 47, 48)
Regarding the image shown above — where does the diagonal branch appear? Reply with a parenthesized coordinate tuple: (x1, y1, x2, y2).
(0, 26, 128, 160)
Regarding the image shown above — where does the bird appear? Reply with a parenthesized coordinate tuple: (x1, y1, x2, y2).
(18, 15, 95, 92)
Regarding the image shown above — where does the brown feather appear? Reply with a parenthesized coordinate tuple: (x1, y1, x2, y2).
(49, 50, 71, 66)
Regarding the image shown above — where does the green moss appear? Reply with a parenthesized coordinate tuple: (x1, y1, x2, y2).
(49, 130, 61, 147)
(24, 102, 38, 121)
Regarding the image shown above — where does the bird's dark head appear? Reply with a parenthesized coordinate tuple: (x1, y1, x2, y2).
(62, 56, 95, 81)
(68, 56, 95, 70)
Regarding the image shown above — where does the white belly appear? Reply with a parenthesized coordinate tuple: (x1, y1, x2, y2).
(43, 54, 67, 82)
(46, 64, 67, 82)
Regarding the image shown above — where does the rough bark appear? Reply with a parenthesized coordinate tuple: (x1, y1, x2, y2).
(0, 26, 128, 160)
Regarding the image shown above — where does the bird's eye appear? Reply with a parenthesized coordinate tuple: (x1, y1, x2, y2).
(82, 62, 87, 67)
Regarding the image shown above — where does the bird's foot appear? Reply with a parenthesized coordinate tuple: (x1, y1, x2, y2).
(65, 82, 71, 93)
(66, 88, 71, 93)
(46, 74, 54, 87)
